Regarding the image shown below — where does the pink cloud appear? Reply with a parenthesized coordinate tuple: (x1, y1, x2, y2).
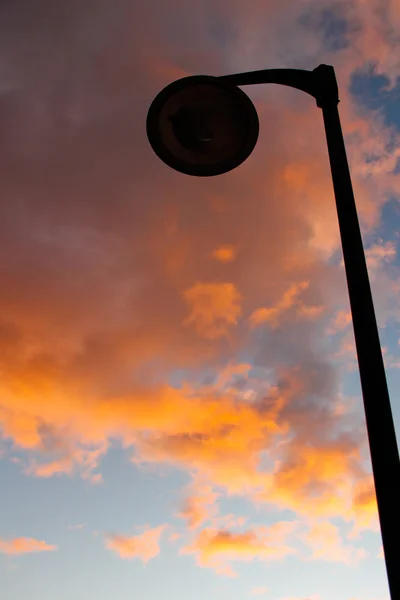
(179, 480, 219, 529)
(301, 521, 368, 565)
(105, 525, 165, 562)
(0, 537, 57, 555)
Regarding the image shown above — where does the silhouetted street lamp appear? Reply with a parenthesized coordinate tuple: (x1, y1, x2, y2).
(146, 64, 400, 599)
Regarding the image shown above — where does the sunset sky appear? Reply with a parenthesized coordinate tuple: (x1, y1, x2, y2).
(1, 1, 400, 600)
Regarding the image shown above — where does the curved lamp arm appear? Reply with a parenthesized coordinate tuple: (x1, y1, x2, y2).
(219, 63, 339, 108)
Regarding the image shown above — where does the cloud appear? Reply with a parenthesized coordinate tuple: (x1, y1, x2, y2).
(365, 241, 396, 273)
(212, 245, 238, 263)
(20, 442, 107, 484)
(0, 354, 376, 532)
(27, 457, 74, 478)
(249, 281, 325, 328)
(179, 480, 219, 529)
(181, 522, 298, 576)
(349, 476, 379, 536)
(0, 537, 57, 555)
(183, 282, 242, 339)
(249, 282, 310, 328)
(131, 380, 286, 493)
(105, 525, 165, 562)
(301, 521, 368, 565)
(332, 310, 352, 332)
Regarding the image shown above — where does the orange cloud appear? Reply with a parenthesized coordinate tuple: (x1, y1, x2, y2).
(0, 537, 57, 555)
(249, 281, 323, 328)
(1, 354, 373, 540)
(181, 522, 298, 576)
(212, 245, 237, 263)
(349, 476, 379, 536)
(131, 382, 286, 493)
(0, 351, 374, 534)
(250, 281, 308, 325)
(105, 525, 165, 562)
(179, 481, 219, 529)
(183, 282, 242, 339)
(259, 436, 371, 526)
(249, 307, 279, 327)
(0, 364, 282, 494)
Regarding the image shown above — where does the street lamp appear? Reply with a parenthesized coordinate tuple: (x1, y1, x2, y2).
(146, 64, 400, 599)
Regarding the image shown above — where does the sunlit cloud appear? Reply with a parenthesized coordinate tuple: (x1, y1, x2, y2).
(349, 476, 379, 536)
(249, 282, 310, 328)
(301, 521, 368, 565)
(22, 443, 107, 484)
(183, 282, 242, 339)
(179, 480, 220, 529)
(249, 281, 325, 330)
(0, 537, 57, 555)
(181, 522, 299, 576)
(105, 525, 166, 562)
(212, 245, 238, 263)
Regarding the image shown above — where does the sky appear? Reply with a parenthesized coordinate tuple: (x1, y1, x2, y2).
(0, 1, 400, 599)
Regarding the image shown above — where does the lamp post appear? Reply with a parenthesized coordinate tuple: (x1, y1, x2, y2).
(146, 64, 400, 599)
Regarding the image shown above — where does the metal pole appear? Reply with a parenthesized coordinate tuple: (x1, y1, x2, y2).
(321, 100, 400, 600)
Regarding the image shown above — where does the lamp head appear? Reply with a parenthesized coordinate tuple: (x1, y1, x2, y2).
(146, 75, 259, 177)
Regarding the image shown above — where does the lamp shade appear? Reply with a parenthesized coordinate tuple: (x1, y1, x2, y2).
(146, 75, 259, 177)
